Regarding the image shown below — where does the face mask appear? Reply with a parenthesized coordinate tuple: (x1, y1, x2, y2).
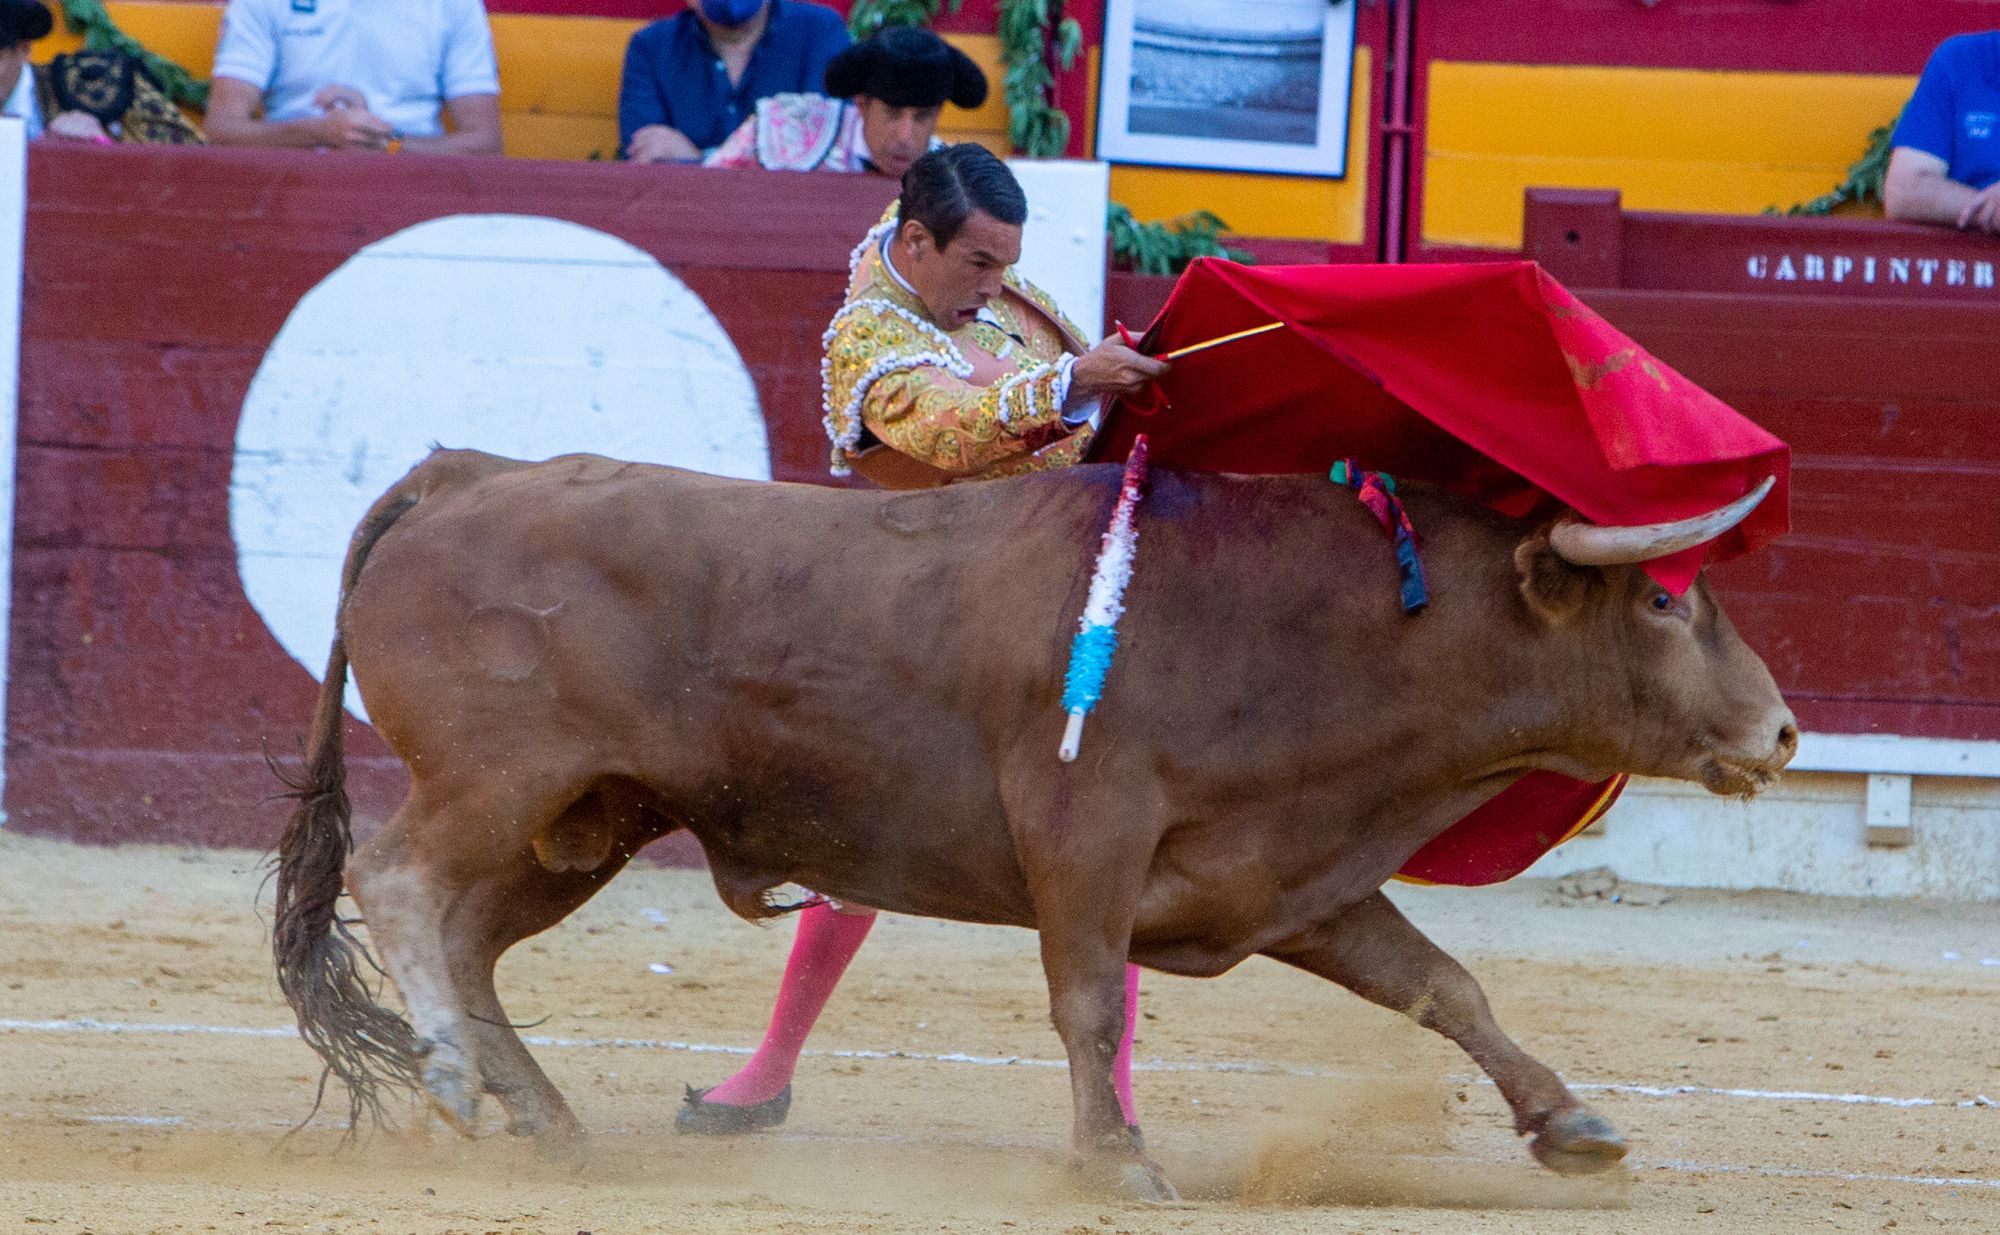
(699, 0, 765, 26)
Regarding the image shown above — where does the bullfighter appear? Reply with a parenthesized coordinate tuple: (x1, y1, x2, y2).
(675, 141, 1167, 1134)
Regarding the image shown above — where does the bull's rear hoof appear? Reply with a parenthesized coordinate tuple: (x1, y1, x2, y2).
(422, 1065, 481, 1137)
(503, 1106, 584, 1142)
(1529, 1109, 1628, 1176)
(673, 1084, 792, 1135)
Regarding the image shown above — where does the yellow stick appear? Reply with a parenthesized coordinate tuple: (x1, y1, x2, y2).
(1160, 320, 1286, 361)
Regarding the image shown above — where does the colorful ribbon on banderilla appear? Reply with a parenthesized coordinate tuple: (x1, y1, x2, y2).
(1058, 434, 1149, 762)
(1330, 459, 1429, 615)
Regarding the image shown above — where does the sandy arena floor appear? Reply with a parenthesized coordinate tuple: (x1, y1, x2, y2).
(1, 831, 1996, 1234)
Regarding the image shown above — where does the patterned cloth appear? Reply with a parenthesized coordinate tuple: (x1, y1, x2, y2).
(821, 208, 1097, 485)
(706, 93, 926, 172)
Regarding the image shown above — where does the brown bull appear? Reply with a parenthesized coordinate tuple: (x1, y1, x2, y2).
(273, 448, 1795, 1200)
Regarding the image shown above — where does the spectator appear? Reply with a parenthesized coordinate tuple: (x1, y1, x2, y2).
(0, 0, 201, 143)
(1884, 30, 2000, 235)
(619, 0, 848, 163)
(704, 25, 985, 176)
(205, 0, 501, 155)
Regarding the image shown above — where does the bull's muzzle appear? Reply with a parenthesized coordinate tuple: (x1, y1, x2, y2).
(1700, 711, 1799, 797)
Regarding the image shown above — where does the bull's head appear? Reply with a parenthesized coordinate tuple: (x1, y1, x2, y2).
(1513, 479, 1798, 796)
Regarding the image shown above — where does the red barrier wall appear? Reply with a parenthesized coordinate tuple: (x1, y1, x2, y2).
(10, 144, 894, 847)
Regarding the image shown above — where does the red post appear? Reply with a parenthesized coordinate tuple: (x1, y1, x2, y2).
(1522, 188, 1624, 287)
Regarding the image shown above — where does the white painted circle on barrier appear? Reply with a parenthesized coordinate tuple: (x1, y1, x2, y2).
(230, 213, 771, 720)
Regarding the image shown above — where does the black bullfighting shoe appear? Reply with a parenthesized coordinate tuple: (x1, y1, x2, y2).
(674, 1084, 793, 1135)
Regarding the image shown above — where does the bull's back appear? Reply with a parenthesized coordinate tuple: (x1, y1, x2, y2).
(339, 452, 1121, 914)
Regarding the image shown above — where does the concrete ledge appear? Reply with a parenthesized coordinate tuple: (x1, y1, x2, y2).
(1792, 732, 2000, 778)
(1527, 770, 2000, 901)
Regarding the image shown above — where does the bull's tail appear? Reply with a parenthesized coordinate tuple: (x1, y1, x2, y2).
(271, 479, 426, 1133)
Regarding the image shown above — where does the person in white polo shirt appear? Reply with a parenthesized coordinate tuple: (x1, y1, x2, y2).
(206, 0, 502, 155)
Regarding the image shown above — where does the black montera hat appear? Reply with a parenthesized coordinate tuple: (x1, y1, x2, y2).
(824, 26, 988, 111)
(0, 0, 53, 50)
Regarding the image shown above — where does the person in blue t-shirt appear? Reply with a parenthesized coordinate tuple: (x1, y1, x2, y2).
(619, 0, 850, 164)
(1885, 31, 2000, 235)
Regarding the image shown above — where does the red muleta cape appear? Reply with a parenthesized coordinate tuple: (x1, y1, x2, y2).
(1093, 259, 1790, 886)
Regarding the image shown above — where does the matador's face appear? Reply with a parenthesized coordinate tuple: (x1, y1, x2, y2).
(899, 209, 1023, 331)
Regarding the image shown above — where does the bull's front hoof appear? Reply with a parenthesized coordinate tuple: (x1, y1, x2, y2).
(673, 1084, 792, 1135)
(1529, 1108, 1628, 1176)
(1120, 1160, 1184, 1205)
(1071, 1152, 1184, 1205)
(529, 1123, 591, 1168)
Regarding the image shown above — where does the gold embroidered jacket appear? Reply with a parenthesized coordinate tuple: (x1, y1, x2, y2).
(821, 213, 1097, 486)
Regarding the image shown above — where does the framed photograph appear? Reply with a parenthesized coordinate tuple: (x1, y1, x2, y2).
(1095, 0, 1357, 178)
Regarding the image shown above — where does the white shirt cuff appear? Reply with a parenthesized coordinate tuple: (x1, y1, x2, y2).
(1061, 399, 1102, 431)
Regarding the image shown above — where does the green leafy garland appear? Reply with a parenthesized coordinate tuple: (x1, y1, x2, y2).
(1776, 125, 1892, 217)
(997, 0, 1080, 158)
(1108, 205, 1250, 275)
(59, 0, 209, 108)
(846, 0, 962, 39)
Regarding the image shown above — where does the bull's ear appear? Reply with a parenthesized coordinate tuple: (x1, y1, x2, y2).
(1514, 532, 1594, 622)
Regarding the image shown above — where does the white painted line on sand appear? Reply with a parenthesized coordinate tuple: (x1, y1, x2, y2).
(8, 1107, 1999, 1194)
(1640, 1157, 2000, 1192)
(2, 1017, 295, 1038)
(4, 1017, 1992, 1112)
(1565, 1081, 1972, 1110)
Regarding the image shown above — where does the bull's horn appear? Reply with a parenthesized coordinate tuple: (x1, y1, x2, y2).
(1551, 475, 1776, 567)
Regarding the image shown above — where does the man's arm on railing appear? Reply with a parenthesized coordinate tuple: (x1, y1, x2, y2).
(1883, 147, 2000, 235)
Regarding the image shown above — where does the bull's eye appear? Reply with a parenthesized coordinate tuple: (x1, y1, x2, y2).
(1650, 592, 1674, 612)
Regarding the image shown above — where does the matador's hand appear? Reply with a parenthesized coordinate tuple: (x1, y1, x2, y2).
(1069, 340, 1168, 403)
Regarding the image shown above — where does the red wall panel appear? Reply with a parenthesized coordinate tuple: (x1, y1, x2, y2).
(1415, 0, 1989, 75)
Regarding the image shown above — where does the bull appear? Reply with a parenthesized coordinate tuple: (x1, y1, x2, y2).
(273, 447, 1796, 1201)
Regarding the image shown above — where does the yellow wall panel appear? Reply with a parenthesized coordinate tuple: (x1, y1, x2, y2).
(491, 15, 640, 117)
(1424, 61, 1916, 249)
(940, 33, 1008, 136)
(1108, 47, 1372, 244)
(44, 2, 220, 67)
(933, 35, 1008, 152)
(500, 111, 622, 162)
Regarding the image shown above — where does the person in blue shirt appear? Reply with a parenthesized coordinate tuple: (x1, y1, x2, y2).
(620, 0, 849, 163)
(1885, 31, 2000, 235)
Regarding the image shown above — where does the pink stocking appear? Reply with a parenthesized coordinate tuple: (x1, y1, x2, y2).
(699, 901, 877, 1107)
(1114, 962, 1141, 1126)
